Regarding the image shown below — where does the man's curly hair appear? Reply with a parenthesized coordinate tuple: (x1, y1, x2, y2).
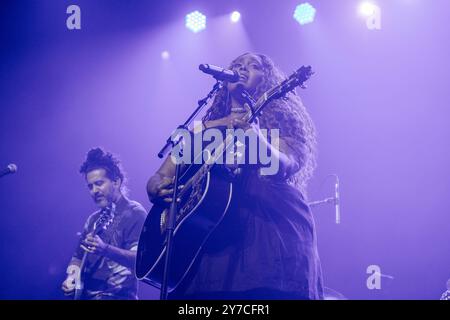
(202, 53, 317, 198)
(80, 147, 127, 190)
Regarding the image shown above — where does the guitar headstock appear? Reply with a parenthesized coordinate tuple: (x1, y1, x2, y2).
(248, 65, 314, 122)
(94, 203, 116, 232)
(272, 65, 314, 100)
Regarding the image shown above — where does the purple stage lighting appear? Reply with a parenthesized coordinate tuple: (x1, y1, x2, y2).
(230, 11, 241, 23)
(185, 11, 206, 33)
(293, 3, 316, 26)
(161, 51, 170, 60)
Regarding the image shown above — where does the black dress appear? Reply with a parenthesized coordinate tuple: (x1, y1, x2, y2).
(169, 152, 324, 300)
(171, 95, 323, 300)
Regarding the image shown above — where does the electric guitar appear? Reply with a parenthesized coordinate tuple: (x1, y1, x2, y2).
(73, 203, 116, 300)
(136, 66, 314, 292)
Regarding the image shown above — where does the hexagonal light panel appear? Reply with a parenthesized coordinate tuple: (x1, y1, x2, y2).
(293, 3, 316, 26)
(185, 11, 207, 33)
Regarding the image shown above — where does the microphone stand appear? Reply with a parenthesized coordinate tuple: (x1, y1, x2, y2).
(157, 81, 223, 300)
(158, 81, 222, 159)
(308, 174, 341, 224)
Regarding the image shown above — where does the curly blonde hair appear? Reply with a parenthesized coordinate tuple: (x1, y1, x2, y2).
(202, 53, 317, 198)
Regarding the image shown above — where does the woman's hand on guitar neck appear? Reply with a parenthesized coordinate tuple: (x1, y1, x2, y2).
(206, 103, 260, 133)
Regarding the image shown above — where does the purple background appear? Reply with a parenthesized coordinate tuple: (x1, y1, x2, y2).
(0, 0, 449, 299)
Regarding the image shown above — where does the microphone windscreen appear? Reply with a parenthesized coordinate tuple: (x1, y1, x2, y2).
(8, 163, 17, 173)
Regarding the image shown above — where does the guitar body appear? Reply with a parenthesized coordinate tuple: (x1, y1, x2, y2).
(136, 167, 233, 292)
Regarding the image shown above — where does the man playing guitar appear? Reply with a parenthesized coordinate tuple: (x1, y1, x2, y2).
(62, 147, 147, 300)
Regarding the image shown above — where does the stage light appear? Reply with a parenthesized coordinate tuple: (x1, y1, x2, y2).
(161, 51, 170, 60)
(230, 11, 241, 23)
(359, 2, 377, 16)
(185, 11, 206, 33)
(358, 2, 381, 30)
(293, 3, 316, 26)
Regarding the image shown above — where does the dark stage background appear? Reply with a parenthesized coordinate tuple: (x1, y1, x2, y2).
(0, 0, 449, 299)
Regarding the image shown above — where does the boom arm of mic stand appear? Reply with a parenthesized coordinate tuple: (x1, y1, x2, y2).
(308, 197, 336, 207)
(157, 81, 223, 159)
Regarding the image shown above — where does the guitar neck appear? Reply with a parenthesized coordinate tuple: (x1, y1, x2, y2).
(74, 211, 112, 297)
(178, 94, 276, 194)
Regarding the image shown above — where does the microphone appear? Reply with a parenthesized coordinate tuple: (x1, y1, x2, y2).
(199, 64, 240, 83)
(0, 163, 18, 178)
(334, 175, 340, 224)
